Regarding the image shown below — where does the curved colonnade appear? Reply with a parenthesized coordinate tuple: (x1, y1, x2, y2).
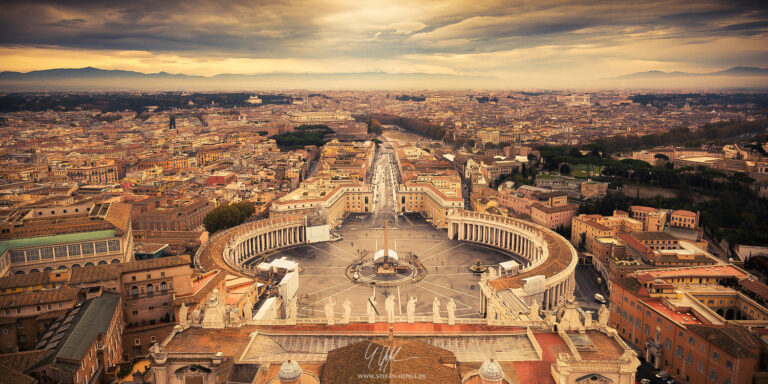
(194, 215, 307, 273)
(447, 209, 578, 310)
(194, 209, 577, 312)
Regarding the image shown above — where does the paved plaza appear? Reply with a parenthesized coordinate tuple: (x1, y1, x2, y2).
(263, 213, 527, 319)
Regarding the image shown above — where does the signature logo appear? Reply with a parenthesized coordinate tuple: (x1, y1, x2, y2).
(364, 343, 418, 372)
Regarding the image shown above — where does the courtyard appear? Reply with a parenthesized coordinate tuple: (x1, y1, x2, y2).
(263, 212, 527, 319)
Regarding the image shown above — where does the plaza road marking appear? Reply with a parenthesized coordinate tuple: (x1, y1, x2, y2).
(308, 244, 353, 263)
(313, 282, 361, 307)
(410, 283, 474, 312)
(305, 280, 354, 296)
(328, 242, 360, 259)
(420, 279, 479, 299)
(420, 243, 465, 262)
(415, 240, 447, 257)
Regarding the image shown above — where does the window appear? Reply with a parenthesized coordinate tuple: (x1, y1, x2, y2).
(10, 250, 25, 263)
(160, 282, 168, 291)
(54, 246, 67, 259)
(25, 249, 39, 261)
(41, 248, 53, 260)
(726, 360, 733, 370)
(712, 351, 719, 361)
(686, 352, 692, 365)
(36, 305, 41, 311)
(17, 319, 23, 328)
(698, 361, 704, 372)
(709, 369, 717, 381)
(131, 286, 138, 295)
(94, 241, 108, 254)
(689, 336, 695, 345)
(134, 339, 141, 346)
(108, 240, 120, 252)
(665, 338, 671, 350)
(81, 243, 94, 255)
(676, 346, 683, 357)
(68, 244, 81, 256)
(146, 284, 154, 294)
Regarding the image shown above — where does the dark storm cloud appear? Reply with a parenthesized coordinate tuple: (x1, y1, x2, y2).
(0, 0, 763, 56)
(0, 0, 767, 79)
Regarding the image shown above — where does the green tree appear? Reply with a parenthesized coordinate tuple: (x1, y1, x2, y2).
(578, 232, 587, 252)
(204, 202, 255, 233)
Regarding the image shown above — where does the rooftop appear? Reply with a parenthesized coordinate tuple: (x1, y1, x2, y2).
(33, 293, 121, 370)
(635, 265, 747, 280)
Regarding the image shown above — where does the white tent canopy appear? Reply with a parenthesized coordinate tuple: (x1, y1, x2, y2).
(373, 249, 398, 261)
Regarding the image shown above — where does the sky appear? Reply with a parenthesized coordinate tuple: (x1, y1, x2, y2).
(0, 0, 767, 88)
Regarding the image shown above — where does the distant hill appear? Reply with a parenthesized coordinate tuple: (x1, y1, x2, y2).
(0, 67, 197, 80)
(0, 67, 497, 91)
(617, 66, 768, 79)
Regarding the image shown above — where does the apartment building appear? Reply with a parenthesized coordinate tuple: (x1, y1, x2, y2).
(610, 270, 763, 384)
(28, 293, 123, 384)
(271, 177, 373, 228)
(132, 197, 213, 232)
(0, 202, 133, 276)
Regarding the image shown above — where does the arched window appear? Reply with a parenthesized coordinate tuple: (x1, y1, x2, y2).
(160, 282, 168, 292)
(146, 284, 154, 294)
(131, 286, 138, 295)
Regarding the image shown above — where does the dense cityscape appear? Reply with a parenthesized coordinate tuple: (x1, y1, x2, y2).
(0, 90, 766, 384)
(2, 1, 768, 384)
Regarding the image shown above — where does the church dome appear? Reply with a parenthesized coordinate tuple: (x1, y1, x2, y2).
(478, 359, 504, 382)
(278, 360, 302, 382)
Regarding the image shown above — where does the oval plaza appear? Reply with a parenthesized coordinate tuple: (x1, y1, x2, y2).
(173, 140, 638, 384)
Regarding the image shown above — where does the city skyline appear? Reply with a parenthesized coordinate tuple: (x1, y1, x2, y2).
(0, 0, 767, 88)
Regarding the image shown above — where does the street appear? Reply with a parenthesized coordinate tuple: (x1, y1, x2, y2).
(573, 264, 610, 313)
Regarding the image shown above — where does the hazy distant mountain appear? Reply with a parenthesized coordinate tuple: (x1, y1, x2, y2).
(617, 66, 768, 79)
(0, 67, 497, 91)
(0, 67, 197, 80)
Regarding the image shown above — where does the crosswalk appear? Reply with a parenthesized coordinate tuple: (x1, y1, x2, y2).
(576, 299, 603, 313)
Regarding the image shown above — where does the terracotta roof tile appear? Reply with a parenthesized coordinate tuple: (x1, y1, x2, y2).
(687, 325, 760, 358)
(0, 285, 80, 308)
